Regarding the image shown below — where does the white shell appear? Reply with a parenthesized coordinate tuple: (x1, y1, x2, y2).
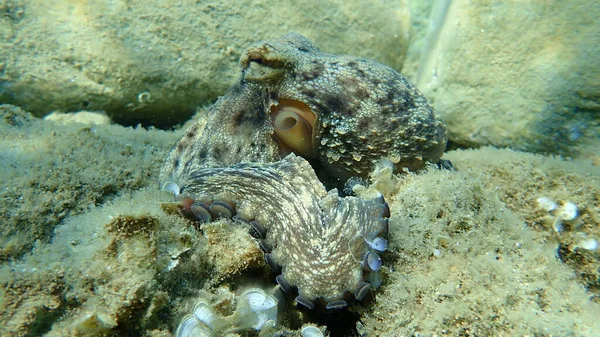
(193, 301, 220, 330)
(175, 315, 213, 337)
(536, 196, 556, 212)
(237, 288, 278, 330)
(162, 181, 181, 196)
(579, 238, 598, 250)
(557, 201, 578, 221)
(242, 289, 277, 311)
(301, 325, 324, 337)
(552, 218, 564, 233)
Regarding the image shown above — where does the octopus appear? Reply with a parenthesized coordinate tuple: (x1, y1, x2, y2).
(159, 33, 447, 309)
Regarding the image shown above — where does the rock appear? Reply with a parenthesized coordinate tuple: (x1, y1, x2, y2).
(401, 0, 437, 79)
(44, 111, 111, 125)
(0, 0, 409, 127)
(358, 147, 600, 336)
(0, 104, 176, 260)
(416, 1, 600, 160)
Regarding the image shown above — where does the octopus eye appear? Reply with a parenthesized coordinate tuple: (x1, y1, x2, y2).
(270, 99, 317, 157)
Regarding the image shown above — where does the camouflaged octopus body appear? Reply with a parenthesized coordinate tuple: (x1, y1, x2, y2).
(181, 154, 387, 302)
(160, 33, 447, 184)
(159, 34, 446, 306)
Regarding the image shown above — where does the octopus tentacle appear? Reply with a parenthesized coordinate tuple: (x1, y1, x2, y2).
(176, 154, 388, 303)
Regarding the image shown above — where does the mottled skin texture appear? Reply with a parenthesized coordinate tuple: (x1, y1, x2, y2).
(159, 34, 446, 304)
(181, 154, 387, 302)
(160, 33, 447, 185)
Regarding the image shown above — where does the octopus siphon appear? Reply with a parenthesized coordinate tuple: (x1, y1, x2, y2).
(159, 33, 447, 310)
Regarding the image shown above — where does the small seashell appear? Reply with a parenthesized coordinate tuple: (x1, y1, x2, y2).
(536, 196, 556, 212)
(238, 288, 278, 330)
(192, 301, 220, 330)
(556, 201, 578, 221)
(162, 181, 181, 196)
(242, 289, 277, 310)
(175, 315, 213, 337)
(301, 325, 324, 337)
(578, 238, 598, 251)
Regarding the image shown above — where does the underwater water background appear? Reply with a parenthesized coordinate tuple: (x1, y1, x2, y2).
(0, 1, 599, 336)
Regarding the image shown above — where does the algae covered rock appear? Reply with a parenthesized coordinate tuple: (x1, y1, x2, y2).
(0, 0, 409, 127)
(416, 1, 600, 160)
(358, 147, 600, 336)
(0, 104, 175, 260)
